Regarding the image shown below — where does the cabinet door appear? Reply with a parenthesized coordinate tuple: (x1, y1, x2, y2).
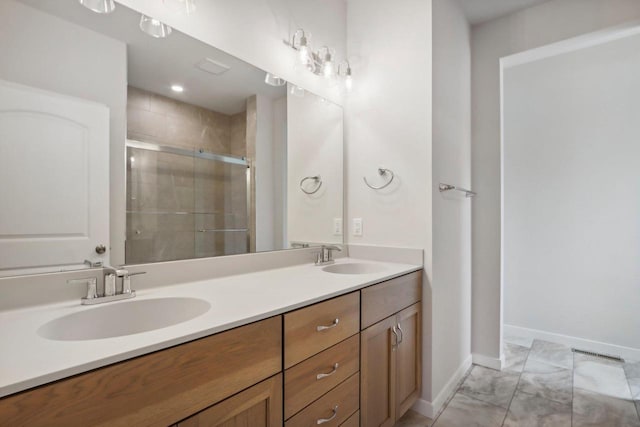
(395, 303, 422, 418)
(360, 316, 397, 427)
(178, 374, 282, 427)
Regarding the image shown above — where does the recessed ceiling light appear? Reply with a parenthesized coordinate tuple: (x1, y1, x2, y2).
(171, 85, 184, 93)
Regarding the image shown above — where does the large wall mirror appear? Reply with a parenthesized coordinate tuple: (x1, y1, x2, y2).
(0, 0, 343, 277)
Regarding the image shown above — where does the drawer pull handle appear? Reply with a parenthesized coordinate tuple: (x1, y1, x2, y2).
(397, 323, 404, 344)
(317, 405, 339, 424)
(392, 326, 399, 350)
(316, 318, 339, 332)
(316, 363, 340, 380)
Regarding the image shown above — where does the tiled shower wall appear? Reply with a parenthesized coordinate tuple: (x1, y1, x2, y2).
(125, 86, 250, 264)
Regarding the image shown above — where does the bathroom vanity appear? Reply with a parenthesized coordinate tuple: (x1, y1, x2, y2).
(0, 262, 421, 427)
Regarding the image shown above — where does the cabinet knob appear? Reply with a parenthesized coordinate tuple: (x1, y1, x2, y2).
(95, 244, 107, 254)
(316, 363, 339, 380)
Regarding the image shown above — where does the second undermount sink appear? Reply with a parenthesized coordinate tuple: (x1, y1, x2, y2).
(37, 297, 211, 341)
(322, 262, 387, 275)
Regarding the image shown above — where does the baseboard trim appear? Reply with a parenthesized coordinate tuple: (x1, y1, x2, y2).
(411, 355, 472, 419)
(472, 352, 504, 370)
(504, 324, 640, 361)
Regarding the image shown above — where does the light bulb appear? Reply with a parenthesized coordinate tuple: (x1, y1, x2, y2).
(265, 73, 286, 87)
(323, 60, 333, 79)
(171, 85, 184, 93)
(345, 75, 353, 92)
(298, 45, 310, 66)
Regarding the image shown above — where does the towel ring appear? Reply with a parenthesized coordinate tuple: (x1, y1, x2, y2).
(300, 175, 322, 194)
(363, 167, 394, 190)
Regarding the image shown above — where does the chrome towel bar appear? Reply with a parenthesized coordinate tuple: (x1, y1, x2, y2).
(439, 183, 476, 197)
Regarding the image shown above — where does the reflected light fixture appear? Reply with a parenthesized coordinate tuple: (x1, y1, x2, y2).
(171, 84, 184, 93)
(163, 0, 196, 15)
(264, 73, 286, 87)
(139, 15, 173, 38)
(78, 0, 115, 14)
(290, 85, 305, 98)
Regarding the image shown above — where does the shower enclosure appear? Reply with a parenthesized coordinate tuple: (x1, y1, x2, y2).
(125, 140, 250, 264)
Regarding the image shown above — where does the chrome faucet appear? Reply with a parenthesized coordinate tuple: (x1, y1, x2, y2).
(76, 267, 146, 305)
(315, 245, 342, 266)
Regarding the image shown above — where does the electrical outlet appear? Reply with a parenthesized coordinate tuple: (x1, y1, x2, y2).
(353, 218, 363, 236)
(333, 218, 343, 236)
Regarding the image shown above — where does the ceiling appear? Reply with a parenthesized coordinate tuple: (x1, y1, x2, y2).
(459, 0, 551, 25)
(18, 0, 286, 115)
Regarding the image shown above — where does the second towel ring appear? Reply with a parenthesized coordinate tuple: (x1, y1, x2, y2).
(363, 167, 394, 190)
(300, 175, 322, 194)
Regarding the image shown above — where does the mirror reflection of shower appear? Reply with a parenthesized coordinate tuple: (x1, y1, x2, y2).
(125, 86, 252, 264)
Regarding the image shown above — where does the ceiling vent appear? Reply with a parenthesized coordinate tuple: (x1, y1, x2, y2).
(195, 58, 231, 75)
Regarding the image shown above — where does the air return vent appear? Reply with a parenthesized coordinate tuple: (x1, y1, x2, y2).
(195, 58, 231, 75)
(571, 348, 624, 363)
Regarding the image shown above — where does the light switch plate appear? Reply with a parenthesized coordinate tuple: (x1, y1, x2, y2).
(333, 218, 343, 236)
(353, 218, 363, 236)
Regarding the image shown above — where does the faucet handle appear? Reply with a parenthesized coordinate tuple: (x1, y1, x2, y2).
(122, 271, 146, 294)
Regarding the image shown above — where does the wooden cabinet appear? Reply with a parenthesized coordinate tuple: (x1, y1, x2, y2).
(360, 271, 422, 427)
(284, 292, 360, 424)
(177, 374, 282, 427)
(0, 317, 282, 427)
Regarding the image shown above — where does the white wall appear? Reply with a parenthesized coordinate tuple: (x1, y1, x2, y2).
(430, 0, 472, 410)
(0, 0, 127, 266)
(471, 0, 640, 363)
(116, 0, 346, 105)
(346, 0, 439, 412)
(287, 91, 343, 245)
(503, 32, 640, 356)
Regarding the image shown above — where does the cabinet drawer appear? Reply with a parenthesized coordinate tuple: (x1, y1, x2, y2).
(285, 334, 359, 419)
(284, 292, 359, 368)
(361, 271, 422, 329)
(340, 410, 359, 427)
(0, 316, 282, 427)
(285, 373, 359, 427)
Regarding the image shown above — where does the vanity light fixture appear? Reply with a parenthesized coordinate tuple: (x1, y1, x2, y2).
(264, 72, 286, 87)
(171, 84, 184, 93)
(288, 28, 352, 89)
(163, 0, 196, 15)
(139, 15, 173, 38)
(319, 47, 334, 79)
(291, 29, 312, 67)
(338, 62, 353, 92)
(78, 0, 115, 14)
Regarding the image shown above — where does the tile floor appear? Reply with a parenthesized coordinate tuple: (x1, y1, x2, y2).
(395, 335, 640, 427)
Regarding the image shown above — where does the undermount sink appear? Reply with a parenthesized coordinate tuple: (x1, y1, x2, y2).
(37, 297, 211, 341)
(322, 262, 387, 275)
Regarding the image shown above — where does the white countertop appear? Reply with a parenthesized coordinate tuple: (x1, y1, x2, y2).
(0, 258, 421, 398)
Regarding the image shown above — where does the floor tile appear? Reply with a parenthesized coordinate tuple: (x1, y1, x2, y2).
(504, 332, 534, 349)
(573, 387, 640, 427)
(518, 358, 573, 404)
(432, 393, 506, 427)
(624, 360, 640, 400)
(503, 342, 530, 373)
(458, 365, 519, 408)
(528, 340, 573, 370)
(503, 390, 571, 427)
(574, 353, 632, 399)
(395, 409, 433, 427)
